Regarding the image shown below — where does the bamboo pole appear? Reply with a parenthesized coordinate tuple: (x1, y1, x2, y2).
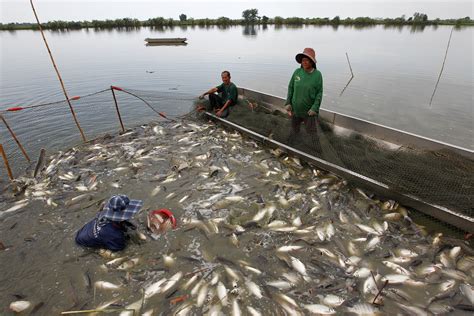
(345, 52, 354, 77)
(0, 144, 14, 180)
(30, 0, 87, 142)
(111, 87, 125, 132)
(340, 52, 355, 96)
(0, 114, 30, 162)
(429, 27, 454, 106)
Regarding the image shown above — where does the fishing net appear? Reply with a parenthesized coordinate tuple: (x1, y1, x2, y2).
(1, 86, 472, 226)
(212, 97, 473, 221)
(0, 87, 194, 184)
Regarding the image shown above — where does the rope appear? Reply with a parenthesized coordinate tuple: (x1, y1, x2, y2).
(0, 88, 110, 114)
(119, 88, 177, 122)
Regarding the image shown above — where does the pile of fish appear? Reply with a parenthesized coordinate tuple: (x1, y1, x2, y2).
(0, 118, 473, 315)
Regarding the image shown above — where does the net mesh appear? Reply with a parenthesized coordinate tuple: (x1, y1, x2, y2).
(1, 87, 473, 224)
(209, 98, 473, 220)
(0, 87, 194, 183)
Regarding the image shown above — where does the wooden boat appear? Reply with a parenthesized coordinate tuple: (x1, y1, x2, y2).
(205, 87, 474, 231)
(144, 37, 187, 44)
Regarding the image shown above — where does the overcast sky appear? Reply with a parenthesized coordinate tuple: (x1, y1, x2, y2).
(1, 0, 472, 23)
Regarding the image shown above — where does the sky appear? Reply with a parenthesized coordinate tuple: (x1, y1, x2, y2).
(0, 0, 472, 23)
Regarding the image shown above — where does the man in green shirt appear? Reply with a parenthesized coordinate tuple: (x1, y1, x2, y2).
(285, 48, 323, 138)
(198, 71, 238, 118)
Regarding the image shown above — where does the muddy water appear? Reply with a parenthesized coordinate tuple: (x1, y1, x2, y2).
(0, 119, 473, 315)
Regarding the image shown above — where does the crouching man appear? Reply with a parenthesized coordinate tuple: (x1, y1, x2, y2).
(75, 194, 143, 252)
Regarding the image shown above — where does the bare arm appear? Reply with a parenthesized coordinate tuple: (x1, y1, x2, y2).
(199, 87, 218, 99)
(216, 100, 232, 116)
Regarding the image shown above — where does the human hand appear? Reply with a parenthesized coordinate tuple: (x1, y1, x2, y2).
(216, 109, 223, 117)
(308, 110, 317, 116)
(284, 104, 292, 111)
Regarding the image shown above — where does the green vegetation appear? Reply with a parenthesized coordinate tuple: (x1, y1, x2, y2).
(1, 11, 472, 31)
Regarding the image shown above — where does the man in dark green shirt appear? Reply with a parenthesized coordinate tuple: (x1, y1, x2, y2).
(198, 71, 238, 118)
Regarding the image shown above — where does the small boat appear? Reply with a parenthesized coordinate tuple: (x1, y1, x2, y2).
(144, 37, 187, 44)
(205, 87, 474, 231)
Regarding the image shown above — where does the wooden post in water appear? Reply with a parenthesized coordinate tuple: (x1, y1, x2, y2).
(0, 144, 14, 180)
(111, 86, 125, 132)
(340, 52, 355, 96)
(30, 0, 87, 142)
(0, 114, 31, 162)
(429, 27, 454, 106)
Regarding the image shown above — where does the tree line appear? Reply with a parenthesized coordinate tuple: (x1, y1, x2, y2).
(1, 10, 472, 30)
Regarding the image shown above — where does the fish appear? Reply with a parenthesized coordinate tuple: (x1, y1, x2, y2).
(232, 299, 241, 316)
(393, 302, 428, 316)
(163, 254, 176, 268)
(363, 274, 380, 294)
(151, 186, 161, 196)
(144, 277, 167, 298)
(353, 267, 371, 278)
(267, 280, 293, 290)
(217, 281, 228, 306)
(224, 265, 240, 281)
(179, 195, 189, 203)
(105, 257, 128, 267)
(65, 193, 91, 206)
(274, 293, 298, 309)
(382, 261, 411, 275)
(191, 279, 205, 297)
(175, 303, 193, 316)
(161, 272, 183, 294)
(94, 281, 121, 290)
(9, 301, 31, 312)
(196, 283, 208, 307)
(253, 204, 275, 222)
(322, 294, 345, 307)
(245, 280, 263, 298)
(246, 306, 262, 316)
(117, 258, 139, 270)
(276, 245, 303, 253)
(267, 220, 288, 228)
(0, 200, 28, 218)
(346, 303, 380, 315)
(440, 269, 468, 281)
(242, 265, 262, 275)
(365, 236, 381, 252)
(290, 256, 308, 278)
(304, 304, 336, 315)
(355, 224, 379, 235)
(381, 274, 411, 284)
(182, 275, 198, 290)
(460, 284, 474, 304)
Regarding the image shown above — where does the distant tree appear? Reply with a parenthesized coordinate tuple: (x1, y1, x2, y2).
(331, 16, 340, 24)
(179, 14, 187, 22)
(242, 8, 259, 24)
(216, 17, 231, 25)
(261, 15, 269, 24)
(412, 12, 428, 24)
(274, 16, 284, 25)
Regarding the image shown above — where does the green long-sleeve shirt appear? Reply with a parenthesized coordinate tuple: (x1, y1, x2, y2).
(286, 68, 323, 118)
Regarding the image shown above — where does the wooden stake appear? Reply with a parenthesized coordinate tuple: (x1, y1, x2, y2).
(0, 144, 14, 180)
(430, 27, 454, 106)
(340, 52, 355, 96)
(111, 87, 125, 132)
(30, 0, 87, 142)
(0, 114, 30, 162)
(372, 280, 389, 304)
